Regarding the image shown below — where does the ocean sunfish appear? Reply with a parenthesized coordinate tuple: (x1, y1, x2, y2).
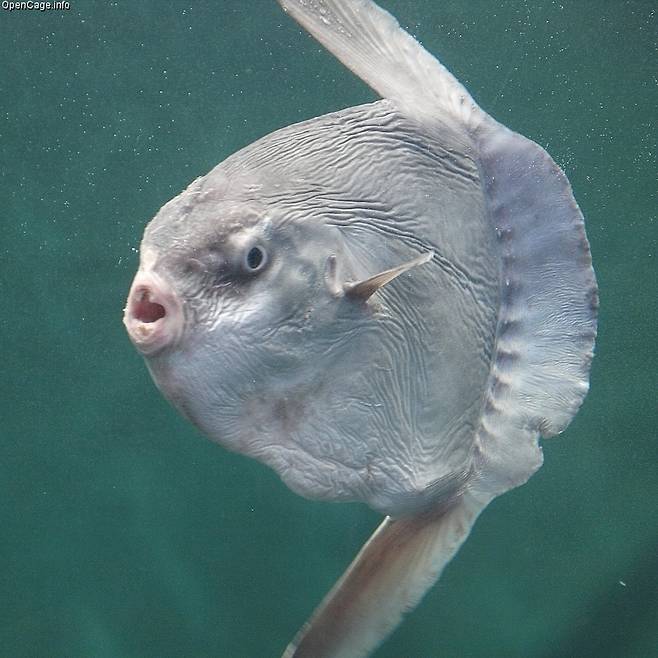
(123, 1, 598, 656)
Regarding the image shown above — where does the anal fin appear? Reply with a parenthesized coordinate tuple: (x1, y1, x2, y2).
(282, 493, 487, 658)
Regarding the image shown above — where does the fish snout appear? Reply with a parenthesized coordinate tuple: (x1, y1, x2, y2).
(123, 271, 183, 355)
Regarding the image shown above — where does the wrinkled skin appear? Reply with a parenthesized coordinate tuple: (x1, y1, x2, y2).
(125, 101, 499, 517)
(124, 1, 597, 655)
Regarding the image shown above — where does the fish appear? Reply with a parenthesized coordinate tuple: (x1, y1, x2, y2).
(123, 1, 598, 656)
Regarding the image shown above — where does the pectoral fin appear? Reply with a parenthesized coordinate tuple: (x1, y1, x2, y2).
(344, 251, 433, 302)
(282, 492, 487, 658)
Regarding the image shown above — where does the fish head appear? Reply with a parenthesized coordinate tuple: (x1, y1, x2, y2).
(123, 168, 363, 455)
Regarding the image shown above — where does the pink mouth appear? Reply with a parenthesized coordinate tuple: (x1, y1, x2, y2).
(123, 272, 183, 355)
(132, 290, 166, 323)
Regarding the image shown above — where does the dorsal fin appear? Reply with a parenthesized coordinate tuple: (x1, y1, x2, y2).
(278, 0, 481, 127)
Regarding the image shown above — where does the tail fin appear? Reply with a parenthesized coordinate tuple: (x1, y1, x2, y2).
(282, 494, 486, 658)
(470, 120, 598, 497)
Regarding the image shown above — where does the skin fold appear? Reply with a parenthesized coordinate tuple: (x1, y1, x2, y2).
(124, 1, 597, 656)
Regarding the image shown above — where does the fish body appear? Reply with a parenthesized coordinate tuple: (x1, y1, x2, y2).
(139, 99, 497, 516)
(124, 1, 597, 656)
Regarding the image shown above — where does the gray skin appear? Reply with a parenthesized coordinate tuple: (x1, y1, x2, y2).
(139, 101, 497, 517)
(124, 1, 597, 654)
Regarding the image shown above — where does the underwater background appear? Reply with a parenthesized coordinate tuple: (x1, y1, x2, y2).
(1, 1, 655, 656)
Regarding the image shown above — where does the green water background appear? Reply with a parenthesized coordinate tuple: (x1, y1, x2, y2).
(1, 1, 655, 656)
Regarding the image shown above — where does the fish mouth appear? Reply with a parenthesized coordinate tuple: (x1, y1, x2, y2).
(123, 271, 183, 356)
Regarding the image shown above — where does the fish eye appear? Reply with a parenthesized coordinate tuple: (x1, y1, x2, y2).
(244, 245, 267, 272)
